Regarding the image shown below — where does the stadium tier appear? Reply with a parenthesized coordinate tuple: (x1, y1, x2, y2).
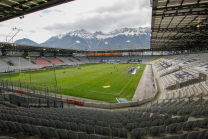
(0, 55, 158, 72)
(7, 57, 39, 69)
(1, 98, 208, 139)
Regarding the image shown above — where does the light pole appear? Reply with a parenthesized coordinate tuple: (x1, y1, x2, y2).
(126, 40, 131, 55)
(53, 64, 57, 86)
(8, 28, 23, 43)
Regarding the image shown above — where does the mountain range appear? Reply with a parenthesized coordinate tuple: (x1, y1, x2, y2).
(15, 27, 151, 50)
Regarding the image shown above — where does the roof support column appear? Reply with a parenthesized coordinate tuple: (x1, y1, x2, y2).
(23, 50, 28, 58)
(1, 49, 6, 56)
(40, 51, 45, 57)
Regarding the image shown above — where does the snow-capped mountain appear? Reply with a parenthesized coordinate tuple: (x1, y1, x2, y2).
(15, 27, 151, 50)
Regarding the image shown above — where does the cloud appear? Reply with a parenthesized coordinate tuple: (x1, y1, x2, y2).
(0, 0, 151, 43)
(44, 0, 151, 33)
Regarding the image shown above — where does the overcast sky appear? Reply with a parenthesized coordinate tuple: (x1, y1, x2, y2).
(0, 0, 152, 44)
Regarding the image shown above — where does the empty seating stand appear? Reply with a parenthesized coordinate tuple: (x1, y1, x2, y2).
(33, 58, 52, 66)
(47, 58, 66, 65)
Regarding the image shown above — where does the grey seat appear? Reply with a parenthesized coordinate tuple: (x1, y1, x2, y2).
(153, 119, 160, 126)
(55, 120, 63, 129)
(96, 121, 109, 127)
(69, 122, 78, 131)
(14, 122, 25, 134)
(5, 114, 13, 121)
(49, 119, 57, 128)
(204, 130, 208, 139)
(16, 115, 24, 123)
(110, 123, 123, 129)
(131, 128, 142, 139)
(179, 133, 189, 139)
(178, 116, 185, 123)
(111, 127, 127, 138)
(198, 119, 208, 128)
(12, 115, 18, 123)
(57, 129, 69, 139)
(21, 124, 33, 135)
(31, 125, 42, 137)
(35, 118, 43, 126)
(63, 117, 71, 122)
(102, 127, 110, 136)
(146, 121, 152, 127)
(150, 126, 160, 136)
(176, 122, 183, 131)
(196, 129, 207, 139)
(38, 126, 50, 138)
(69, 130, 90, 139)
(90, 134, 110, 139)
(49, 127, 60, 139)
(183, 121, 194, 131)
(28, 117, 36, 125)
(122, 119, 129, 126)
(0, 113, 7, 121)
(167, 123, 177, 133)
(79, 124, 94, 134)
(159, 125, 166, 134)
(159, 119, 165, 125)
(41, 119, 50, 127)
(139, 121, 147, 128)
(5, 121, 17, 132)
(186, 131, 199, 139)
(23, 116, 30, 124)
(166, 135, 180, 139)
(192, 120, 199, 129)
(85, 120, 95, 127)
(95, 125, 102, 135)
(78, 132, 90, 139)
(126, 122, 138, 131)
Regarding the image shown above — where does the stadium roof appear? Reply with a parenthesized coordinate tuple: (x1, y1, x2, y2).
(0, 42, 87, 54)
(0, 0, 73, 22)
(0, 42, 157, 53)
(151, 0, 208, 51)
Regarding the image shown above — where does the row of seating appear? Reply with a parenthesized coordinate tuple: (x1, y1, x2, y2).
(129, 106, 208, 117)
(158, 129, 208, 139)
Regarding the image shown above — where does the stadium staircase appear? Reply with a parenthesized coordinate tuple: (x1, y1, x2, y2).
(86, 56, 91, 63)
(57, 58, 65, 63)
(2, 58, 16, 67)
(46, 58, 66, 65)
(150, 56, 163, 64)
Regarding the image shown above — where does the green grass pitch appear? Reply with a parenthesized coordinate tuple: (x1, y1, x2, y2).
(0, 64, 146, 102)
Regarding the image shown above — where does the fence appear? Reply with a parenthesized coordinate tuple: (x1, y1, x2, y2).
(0, 79, 75, 108)
(0, 79, 62, 100)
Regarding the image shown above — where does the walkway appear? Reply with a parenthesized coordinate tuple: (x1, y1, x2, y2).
(132, 65, 155, 100)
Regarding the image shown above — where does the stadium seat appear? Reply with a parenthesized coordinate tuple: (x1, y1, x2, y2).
(21, 124, 33, 135)
(57, 129, 70, 139)
(48, 127, 60, 139)
(90, 134, 110, 139)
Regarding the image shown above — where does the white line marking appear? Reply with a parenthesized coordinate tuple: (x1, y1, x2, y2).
(116, 74, 136, 95)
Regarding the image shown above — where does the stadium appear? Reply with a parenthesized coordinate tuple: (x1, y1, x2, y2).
(0, 0, 208, 139)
